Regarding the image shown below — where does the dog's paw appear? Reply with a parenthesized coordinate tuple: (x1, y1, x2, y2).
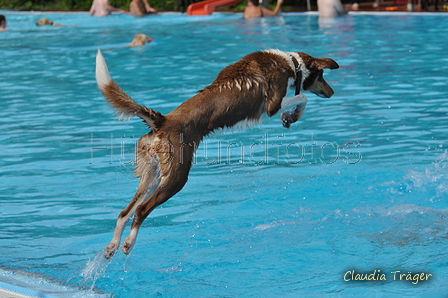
(122, 237, 135, 255)
(104, 243, 118, 259)
(281, 109, 296, 128)
(281, 103, 306, 128)
(281, 114, 292, 128)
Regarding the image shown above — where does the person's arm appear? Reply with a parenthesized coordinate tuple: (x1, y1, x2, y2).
(335, 0, 348, 14)
(142, 0, 157, 13)
(262, 0, 283, 16)
(103, 0, 129, 14)
(89, 2, 95, 16)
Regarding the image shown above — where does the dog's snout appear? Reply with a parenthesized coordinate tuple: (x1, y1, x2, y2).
(311, 84, 334, 98)
(321, 87, 334, 98)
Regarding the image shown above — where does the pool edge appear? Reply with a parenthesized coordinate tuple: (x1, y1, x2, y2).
(0, 281, 59, 298)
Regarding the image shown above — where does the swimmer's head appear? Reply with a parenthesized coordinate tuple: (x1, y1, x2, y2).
(0, 15, 6, 29)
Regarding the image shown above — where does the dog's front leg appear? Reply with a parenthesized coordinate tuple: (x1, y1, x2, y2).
(280, 94, 308, 128)
(281, 94, 308, 111)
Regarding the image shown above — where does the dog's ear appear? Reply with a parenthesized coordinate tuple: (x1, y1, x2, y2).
(298, 52, 339, 70)
(313, 58, 339, 70)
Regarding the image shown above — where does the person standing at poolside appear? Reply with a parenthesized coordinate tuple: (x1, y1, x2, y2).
(317, 0, 346, 18)
(130, 0, 158, 16)
(244, 0, 283, 19)
(0, 15, 7, 31)
(89, 0, 128, 17)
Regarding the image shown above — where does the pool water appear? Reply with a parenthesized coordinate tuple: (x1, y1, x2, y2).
(1, 11, 448, 297)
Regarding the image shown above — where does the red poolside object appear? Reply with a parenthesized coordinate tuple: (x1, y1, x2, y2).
(187, 0, 243, 15)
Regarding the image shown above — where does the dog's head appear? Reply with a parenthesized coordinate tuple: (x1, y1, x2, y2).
(297, 52, 339, 98)
(130, 34, 153, 47)
(36, 18, 53, 26)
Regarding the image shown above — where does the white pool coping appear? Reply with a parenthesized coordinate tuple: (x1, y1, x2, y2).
(0, 281, 58, 298)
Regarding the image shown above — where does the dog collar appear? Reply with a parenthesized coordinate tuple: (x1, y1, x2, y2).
(290, 55, 299, 70)
(290, 55, 302, 95)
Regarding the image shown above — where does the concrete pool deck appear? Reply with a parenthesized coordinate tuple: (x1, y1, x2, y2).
(0, 266, 109, 298)
(0, 281, 58, 298)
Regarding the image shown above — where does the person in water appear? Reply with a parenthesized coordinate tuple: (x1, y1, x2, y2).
(0, 15, 7, 31)
(130, 0, 158, 16)
(243, 0, 283, 19)
(89, 0, 128, 17)
(317, 0, 346, 18)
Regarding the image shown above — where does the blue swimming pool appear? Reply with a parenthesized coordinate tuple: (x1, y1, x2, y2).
(1, 10, 448, 297)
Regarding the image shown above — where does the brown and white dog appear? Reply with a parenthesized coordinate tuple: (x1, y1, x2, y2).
(36, 18, 64, 26)
(95, 49, 339, 258)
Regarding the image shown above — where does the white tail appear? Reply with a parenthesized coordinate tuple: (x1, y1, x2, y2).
(95, 49, 112, 91)
(94, 50, 165, 130)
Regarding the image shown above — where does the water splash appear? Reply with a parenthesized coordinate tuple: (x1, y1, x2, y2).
(67, 250, 113, 294)
(122, 254, 131, 273)
(82, 251, 113, 290)
(404, 151, 448, 199)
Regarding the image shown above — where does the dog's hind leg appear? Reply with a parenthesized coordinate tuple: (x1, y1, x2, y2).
(104, 169, 160, 258)
(121, 173, 188, 255)
(104, 134, 161, 259)
(105, 195, 141, 258)
(121, 144, 193, 255)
